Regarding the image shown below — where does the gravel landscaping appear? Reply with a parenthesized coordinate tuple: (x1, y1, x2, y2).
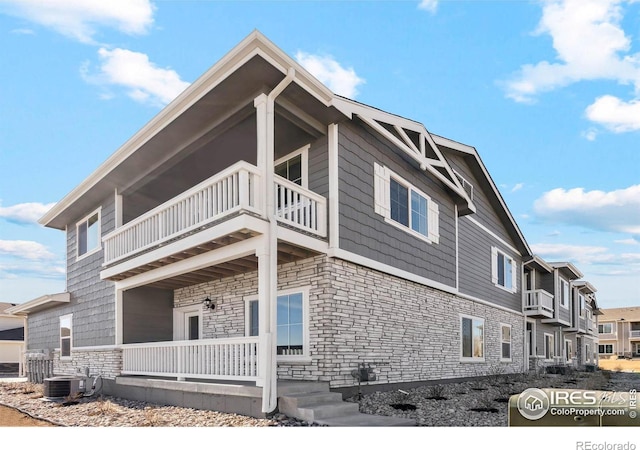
(1, 370, 638, 427)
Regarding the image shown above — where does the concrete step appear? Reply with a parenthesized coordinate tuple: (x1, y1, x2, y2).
(278, 391, 416, 426)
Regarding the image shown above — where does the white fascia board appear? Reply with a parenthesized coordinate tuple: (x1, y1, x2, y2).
(523, 255, 554, 273)
(549, 262, 583, 280)
(5, 292, 71, 315)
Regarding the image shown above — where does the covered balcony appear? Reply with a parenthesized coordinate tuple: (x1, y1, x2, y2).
(523, 289, 554, 319)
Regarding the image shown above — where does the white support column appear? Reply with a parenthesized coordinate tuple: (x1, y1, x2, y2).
(254, 94, 269, 218)
(328, 123, 339, 250)
(114, 189, 123, 228)
(114, 287, 124, 345)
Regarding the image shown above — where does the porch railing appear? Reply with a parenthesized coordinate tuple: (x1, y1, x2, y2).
(103, 161, 261, 265)
(274, 175, 327, 237)
(524, 289, 554, 314)
(121, 337, 259, 381)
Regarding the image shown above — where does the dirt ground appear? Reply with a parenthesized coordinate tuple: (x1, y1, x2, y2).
(598, 358, 640, 373)
(0, 404, 56, 427)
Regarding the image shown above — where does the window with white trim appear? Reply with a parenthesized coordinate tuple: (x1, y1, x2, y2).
(60, 314, 72, 360)
(373, 162, 439, 243)
(500, 324, 511, 361)
(275, 146, 308, 188)
(599, 344, 614, 354)
(76, 209, 101, 258)
(559, 278, 569, 308)
(461, 315, 484, 361)
(599, 323, 613, 334)
(245, 289, 309, 358)
(579, 294, 585, 317)
(544, 333, 554, 360)
(564, 339, 573, 362)
(491, 247, 517, 293)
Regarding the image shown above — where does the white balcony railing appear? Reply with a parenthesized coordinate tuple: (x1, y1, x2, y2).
(121, 337, 259, 381)
(631, 330, 640, 338)
(103, 162, 261, 265)
(274, 175, 327, 237)
(524, 289, 554, 314)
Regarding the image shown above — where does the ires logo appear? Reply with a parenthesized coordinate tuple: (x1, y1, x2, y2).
(517, 388, 550, 420)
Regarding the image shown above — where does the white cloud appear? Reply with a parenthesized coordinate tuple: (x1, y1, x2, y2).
(82, 48, 190, 106)
(10, 28, 35, 35)
(503, 0, 640, 132)
(295, 51, 365, 99)
(0, 240, 55, 260)
(0, 0, 154, 44)
(615, 238, 640, 245)
(0, 262, 65, 279)
(581, 128, 598, 141)
(531, 242, 613, 264)
(418, 0, 438, 13)
(511, 183, 524, 193)
(0, 202, 55, 224)
(533, 185, 640, 235)
(585, 95, 640, 132)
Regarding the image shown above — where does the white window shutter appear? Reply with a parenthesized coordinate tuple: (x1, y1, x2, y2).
(491, 247, 498, 285)
(373, 162, 390, 218)
(427, 200, 439, 244)
(511, 259, 518, 293)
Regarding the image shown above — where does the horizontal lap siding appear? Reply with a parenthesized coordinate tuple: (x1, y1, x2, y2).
(27, 196, 116, 351)
(458, 218, 521, 312)
(337, 121, 456, 287)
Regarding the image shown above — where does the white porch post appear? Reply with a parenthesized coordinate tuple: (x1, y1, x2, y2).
(114, 286, 124, 345)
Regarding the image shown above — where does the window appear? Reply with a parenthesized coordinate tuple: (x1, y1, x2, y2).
(501, 324, 511, 361)
(453, 170, 474, 201)
(544, 333, 555, 360)
(579, 294, 585, 317)
(461, 315, 484, 361)
(76, 209, 101, 258)
(559, 279, 569, 308)
(491, 247, 517, 293)
(565, 339, 573, 362)
(246, 289, 308, 358)
(173, 306, 201, 341)
(60, 314, 72, 360)
(274, 146, 308, 188)
(599, 323, 613, 334)
(373, 162, 439, 243)
(599, 344, 614, 354)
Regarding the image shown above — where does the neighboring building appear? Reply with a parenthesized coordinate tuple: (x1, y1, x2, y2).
(11, 31, 597, 416)
(522, 258, 600, 370)
(0, 302, 26, 375)
(597, 307, 640, 359)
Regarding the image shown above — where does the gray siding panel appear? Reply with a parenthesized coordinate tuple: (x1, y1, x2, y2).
(123, 287, 173, 344)
(458, 217, 521, 312)
(337, 121, 457, 287)
(28, 195, 116, 351)
(308, 136, 328, 198)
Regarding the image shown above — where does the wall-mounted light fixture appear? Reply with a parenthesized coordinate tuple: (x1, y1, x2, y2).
(203, 296, 216, 311)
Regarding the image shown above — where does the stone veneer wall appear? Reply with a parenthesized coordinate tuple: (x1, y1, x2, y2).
(174, 255, 525, 389)
(54, 348, 122, 380)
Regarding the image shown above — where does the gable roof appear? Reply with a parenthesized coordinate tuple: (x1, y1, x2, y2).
(432, 134, 531, 256)
(599, 307, 640, 323)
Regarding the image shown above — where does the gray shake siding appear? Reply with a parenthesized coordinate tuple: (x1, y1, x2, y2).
(27, 195, 116, 351)
(337, 120, 457, 287)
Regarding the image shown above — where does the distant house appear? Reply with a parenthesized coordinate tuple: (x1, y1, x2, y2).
(597, 307, 640, 359)
(0, 302, 25, 376)
(14, 31, 599, 417)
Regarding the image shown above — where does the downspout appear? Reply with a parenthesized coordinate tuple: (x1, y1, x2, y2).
(261, 68, 296, 413)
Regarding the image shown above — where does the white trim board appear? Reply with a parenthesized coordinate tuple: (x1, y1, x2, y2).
(464, 216, 521, 256)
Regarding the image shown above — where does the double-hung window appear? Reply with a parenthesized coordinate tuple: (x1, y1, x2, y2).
(76, 208, 101, 259)
(374, 162, 439, 243)
(491, 247, 517, 293)
(60, 314, 72, 360)
(544, 333, 555, 360)
(579, 294, 585, 317)
(599, 344, 613, 354)
(460, 315, 484, 361)
(500, 324, 512, 361)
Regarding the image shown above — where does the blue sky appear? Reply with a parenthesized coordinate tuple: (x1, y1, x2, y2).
(0, 0, 639, 308)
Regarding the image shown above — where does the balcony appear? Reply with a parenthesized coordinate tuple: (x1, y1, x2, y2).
(101, 161, 327, 281)
(523, 289, 554, 318)
(630, 330, 640, 339)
